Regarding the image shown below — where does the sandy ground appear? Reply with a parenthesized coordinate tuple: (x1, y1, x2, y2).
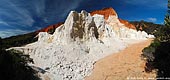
(85, 39, 156, 80)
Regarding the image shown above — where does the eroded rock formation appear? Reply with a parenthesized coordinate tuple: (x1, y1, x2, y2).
(13, 9, 154, 80)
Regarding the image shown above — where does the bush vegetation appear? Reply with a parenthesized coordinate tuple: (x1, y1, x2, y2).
(0, 48, 40, 80)
(130, 20, 164, 37)
(0, 32, 39, 80)
(142, 0, 170, 78)
(1, 32, 37, 49)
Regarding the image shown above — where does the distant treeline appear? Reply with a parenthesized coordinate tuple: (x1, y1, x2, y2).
(0, 32, 38, 49)
(130, 20, 164, 37)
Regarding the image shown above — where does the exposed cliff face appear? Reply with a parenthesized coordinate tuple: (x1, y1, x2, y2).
(37, 7, 136, 35)
(36, 22, 63, 34)
(13, 9, 154, 80)
(90, 8, 136, 30)
(38, 10, 153, 44)
(119, 19, 136, 30)
(90, 7, 117, 19)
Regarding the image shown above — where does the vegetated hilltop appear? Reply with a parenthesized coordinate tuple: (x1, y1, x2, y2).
(1, 32, 38, 49)
(130, 21, 164, 36)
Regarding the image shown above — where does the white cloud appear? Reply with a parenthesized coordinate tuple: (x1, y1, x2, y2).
(0, 21, 10, 26)
(0, 29, 32, 38)
(147, 17, 157, 22)
(0, 21, 19, 28)
(0, 0, 84, 38)
(0, 0, 35, 27)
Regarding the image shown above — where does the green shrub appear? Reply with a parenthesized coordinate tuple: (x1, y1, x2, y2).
(0, 49, 40, 80)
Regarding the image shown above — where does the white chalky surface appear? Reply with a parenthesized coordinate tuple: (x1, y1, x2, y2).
(13, 10, 154, 80)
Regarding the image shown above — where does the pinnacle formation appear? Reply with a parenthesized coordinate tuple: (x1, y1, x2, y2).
(38, 8, 136, 34)
(13, 9, 154, 80)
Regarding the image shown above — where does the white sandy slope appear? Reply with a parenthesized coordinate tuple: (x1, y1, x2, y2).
(85, 39, 156, 80)
(12, 10, 154, 80)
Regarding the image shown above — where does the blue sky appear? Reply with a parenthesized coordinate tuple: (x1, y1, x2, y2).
(0, 0, 167, 38)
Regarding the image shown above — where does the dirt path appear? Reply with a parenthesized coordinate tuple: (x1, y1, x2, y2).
(85, 40, 156, 80)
